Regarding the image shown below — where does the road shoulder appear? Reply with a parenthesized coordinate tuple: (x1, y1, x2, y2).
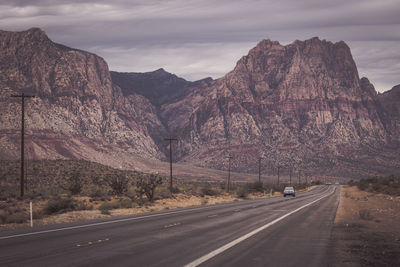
(330, 186, 400, 266)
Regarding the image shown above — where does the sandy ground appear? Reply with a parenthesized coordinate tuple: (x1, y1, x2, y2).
(331, 186, 400, 266)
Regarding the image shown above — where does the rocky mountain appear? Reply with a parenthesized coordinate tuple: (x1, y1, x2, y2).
(0, 28, 399, 178)
(377, 85, 400, 142)
(110, 69, 212, 106)
(0, 28, 166, 168)
(160, 38, 400, 177)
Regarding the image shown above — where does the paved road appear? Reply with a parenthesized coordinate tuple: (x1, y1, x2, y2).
(0, 185, 339, 267)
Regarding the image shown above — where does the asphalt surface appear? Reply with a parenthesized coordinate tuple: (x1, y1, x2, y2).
(0, 185, 339, 267)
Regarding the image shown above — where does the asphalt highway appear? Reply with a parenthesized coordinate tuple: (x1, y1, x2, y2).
(0, 185, 339, 267)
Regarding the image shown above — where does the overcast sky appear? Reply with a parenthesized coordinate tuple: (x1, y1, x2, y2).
(1, 0, 399, 92)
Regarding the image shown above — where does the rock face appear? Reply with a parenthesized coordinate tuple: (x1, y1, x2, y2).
(0, 28, 399, 178)
(377, 84, 400, 144)
(160, 38, 399, 177)
(0, 28, 165, 168)
(111, 68, 196, 106)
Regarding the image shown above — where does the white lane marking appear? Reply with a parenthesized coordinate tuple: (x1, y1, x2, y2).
(0, 186, 330, 241)
(0, 205, 226, 240)
(164, 222, 181, 228)
(184, 188, 335, 267)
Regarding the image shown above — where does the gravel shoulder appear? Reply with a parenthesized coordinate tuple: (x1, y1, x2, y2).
(330, 186, 400, 266)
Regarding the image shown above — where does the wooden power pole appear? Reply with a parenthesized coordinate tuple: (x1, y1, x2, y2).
(258, 157, 262, 183)
(298, 170, 301, 184)
(11, 93, 35, 197)
(164, 137, 177, 193)
(277, 166, 280, 186)
(227, 156, 233, 193)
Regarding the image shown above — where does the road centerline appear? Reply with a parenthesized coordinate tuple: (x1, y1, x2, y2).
(0, 204, 232, 240)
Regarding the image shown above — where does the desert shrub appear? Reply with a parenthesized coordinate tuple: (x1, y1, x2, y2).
(246, 181, 264, 193)
(200, 184, 218, 196)
(75, 200, 93, 211)
(354, 175, 400, 196)
(89, 189, 108, 200)
(32, 210, 44, 220)
(99, 203, 113, 215)
(119, 198, 133, 209)
(0, 210, 7, 224)
(372, 183, 382, 192)
(0, 186, 18, 200)
(61, 171, 83, 195)
(106, 174, 129, 196)
(359, 209, 373, 220)
(236, 187, 248, 198)
(154, 186, 172, 200)
(136, 173, 163, 202)
(219, 182, 226, 190)
(98, 201, 120, 215)
(6, 213, 27, 224)
(44, 197, 75, 215)
(171, 186, 181, 194)
(357, 180, 369, 191)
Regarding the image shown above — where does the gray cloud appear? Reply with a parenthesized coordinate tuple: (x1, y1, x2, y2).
(0, 0, 399, 92)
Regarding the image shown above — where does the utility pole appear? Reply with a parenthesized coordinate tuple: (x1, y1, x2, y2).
(289, 168, 292, 186)
(258, 157, 262, 183)
(298, 170, 301, 184)
(227, 156, 233, 193)
(164, 137, 177, 193)
(11, 93, 35, 197)
(277, 165, 280, 186)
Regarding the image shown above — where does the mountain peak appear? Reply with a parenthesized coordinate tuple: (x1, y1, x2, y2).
(253, 39, 282, 51)
(23, 27, 49, 40)
(26, 27, 44, 33)
(154, 68, 166, 73)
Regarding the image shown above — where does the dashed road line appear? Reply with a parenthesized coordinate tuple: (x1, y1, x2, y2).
(75, 237, 110, 248)
(164, 222, 181, 228)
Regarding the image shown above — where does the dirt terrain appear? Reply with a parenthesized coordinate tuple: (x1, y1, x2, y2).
(331, 186, 400, 266)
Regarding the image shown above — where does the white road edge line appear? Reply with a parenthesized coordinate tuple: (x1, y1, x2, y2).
(184, 188, 335, 267)
(0, 186, 329, 241)
(0, 204, 223, 240)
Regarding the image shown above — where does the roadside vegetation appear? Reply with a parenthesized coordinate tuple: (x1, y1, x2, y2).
(348, 175, 400, 196)
(0, 159, 314, 227)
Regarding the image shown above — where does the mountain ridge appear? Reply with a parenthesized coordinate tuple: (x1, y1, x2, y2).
(0, 28, 399, 178)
